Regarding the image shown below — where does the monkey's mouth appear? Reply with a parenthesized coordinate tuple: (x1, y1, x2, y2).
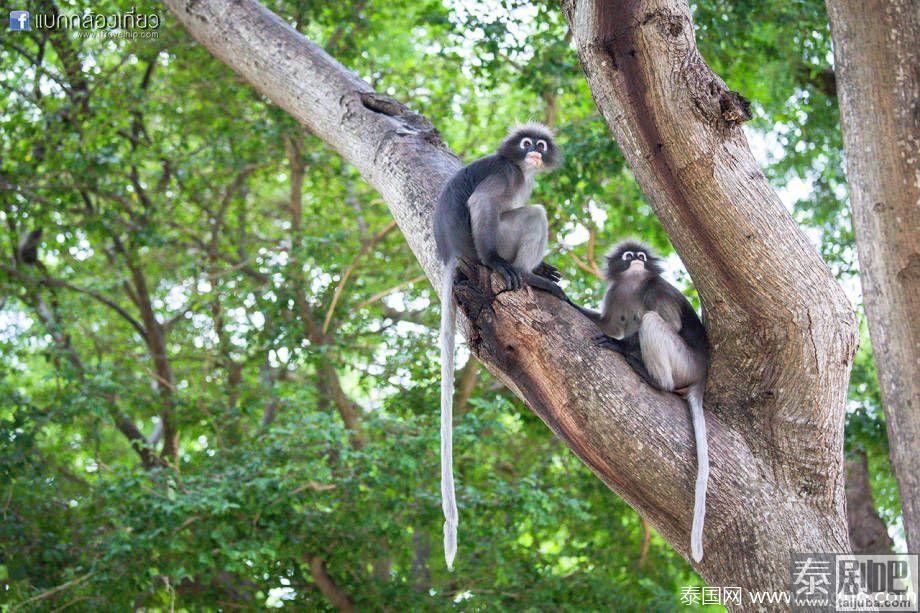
(525, 152, 544, 168)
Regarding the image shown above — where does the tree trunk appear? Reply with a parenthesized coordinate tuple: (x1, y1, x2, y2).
(826, 0, 920, 554)
(846, 450, 895, 555)
(164, 0, 858, 600)
(561, 0, 858, 593)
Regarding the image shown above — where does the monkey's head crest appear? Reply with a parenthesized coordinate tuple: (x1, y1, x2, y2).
(498, 122, 560, 171)
(605, 240, 664, 279)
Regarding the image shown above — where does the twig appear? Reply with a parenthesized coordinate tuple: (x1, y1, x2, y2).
(321, 219, 397, 334)
(352, 274, 427, 312)
(52, 595, 89, 611)
(562, 248, 603, 279)
(638, 518, 651, 568)
(172, 515, 200, 534)
(12, 572, 94, 611)
(291, 481, 337, 494)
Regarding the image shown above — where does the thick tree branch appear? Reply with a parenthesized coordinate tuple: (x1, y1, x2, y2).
(562, 0, 858, 494)
(558, 0, 860, 592)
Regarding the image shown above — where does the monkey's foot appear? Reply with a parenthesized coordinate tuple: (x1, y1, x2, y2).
(490, 259, 523, 291)
(534, 261, 562, 283)
(593, 333, 622, 351)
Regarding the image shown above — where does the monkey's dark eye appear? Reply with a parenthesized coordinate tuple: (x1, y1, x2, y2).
(520, 137, 533, 149)
(637, 252, 647, 261)
(622, 251, 634, 261)
(536, 139, 547, 152)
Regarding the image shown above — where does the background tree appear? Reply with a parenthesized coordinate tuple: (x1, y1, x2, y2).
(825, 0, 920, 554)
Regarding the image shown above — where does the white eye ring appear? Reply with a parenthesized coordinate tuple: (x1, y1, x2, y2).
(536, 139, 547, 152)
(520, 137, 533, 149)
(622, 251, 634, 261)
(637, 252, 647, 261)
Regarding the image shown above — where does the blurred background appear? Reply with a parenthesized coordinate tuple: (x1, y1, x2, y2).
(0, 0, 901, 609)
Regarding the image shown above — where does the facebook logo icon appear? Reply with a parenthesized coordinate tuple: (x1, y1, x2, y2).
(9, 10, 30, 31)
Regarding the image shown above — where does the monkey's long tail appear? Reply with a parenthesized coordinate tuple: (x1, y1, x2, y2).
(687, 384, 709, 563)
(439, 256, 458, 571)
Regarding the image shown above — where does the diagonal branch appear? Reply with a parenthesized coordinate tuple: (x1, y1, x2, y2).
(351, 273, 427, 312)
(41, 275, 148, 342)
(321, 219, 397, 334)
(3, 264, 161, 469)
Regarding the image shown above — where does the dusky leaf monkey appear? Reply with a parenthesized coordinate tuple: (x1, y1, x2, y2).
(576, 241, 710, 562)
(433, 123, 565, 569)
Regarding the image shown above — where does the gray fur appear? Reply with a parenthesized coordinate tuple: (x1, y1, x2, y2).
(497, 205, 548, 270)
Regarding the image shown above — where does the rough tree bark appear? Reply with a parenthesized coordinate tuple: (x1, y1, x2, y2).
(164, 0, 858, 600)
(826, 0, 920, 554)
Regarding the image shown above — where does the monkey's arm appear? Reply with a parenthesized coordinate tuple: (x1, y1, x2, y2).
(468, 176, 522, 290)
(580, 285, 618, 327)
(574, 304, 602, 322)
(643, 280, 683, 331)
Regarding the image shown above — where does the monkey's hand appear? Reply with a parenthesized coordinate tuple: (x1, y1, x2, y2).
(593, 333, 627, 352)
(487, 257, 523, 291)
(534, 261, 562, 283)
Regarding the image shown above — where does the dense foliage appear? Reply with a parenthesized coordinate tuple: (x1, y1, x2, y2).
(0, 0, 898, 609)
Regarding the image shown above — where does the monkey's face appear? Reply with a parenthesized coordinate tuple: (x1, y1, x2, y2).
(605, 241, 664, 278)
(499, 124, 559, 171)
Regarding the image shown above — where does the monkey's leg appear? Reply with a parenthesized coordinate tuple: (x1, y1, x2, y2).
(497, 206, 547, 270)
(497, 206, 567, 299)
(638, 312, 701, 391)
(640, 312, 709, 560)
(624, 353, 664, 391)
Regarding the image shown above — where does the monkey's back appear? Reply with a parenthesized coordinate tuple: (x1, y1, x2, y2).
(434, 155, 518, 263)
(643, 278, 710, 357)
